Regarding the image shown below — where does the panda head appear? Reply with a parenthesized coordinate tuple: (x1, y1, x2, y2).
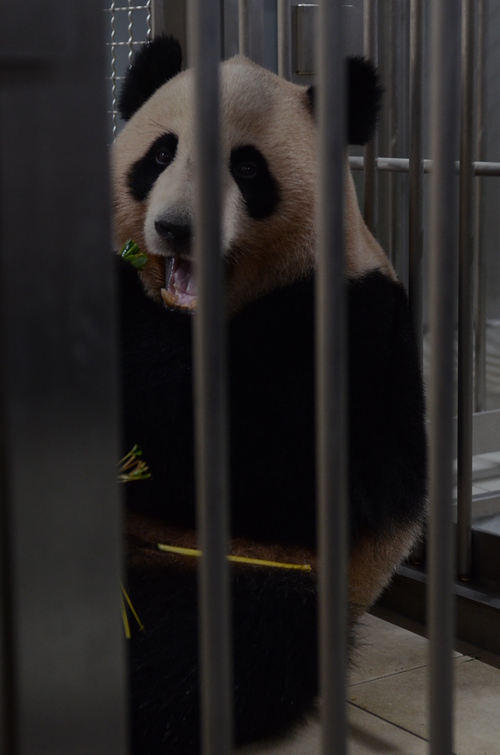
(112, 35, 391, 314)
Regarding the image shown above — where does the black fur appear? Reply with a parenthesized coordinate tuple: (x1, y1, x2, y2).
(127, 133, 179, 201)
(230, 145, 281, 219)
(307, 56, 383, 145)
(119, 261, 426, 548)
(128, 561, 318, 754)
(121, 260, 426, 753)
(118, 35, 183, 121)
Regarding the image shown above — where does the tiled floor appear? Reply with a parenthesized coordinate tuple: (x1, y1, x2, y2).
(348, 613, 500, 754)
(241, 612, 500, 754)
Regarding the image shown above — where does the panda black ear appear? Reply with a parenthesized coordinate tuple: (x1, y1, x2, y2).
(118, 35, 183, 121)
(306, 57, 383, 145)
(347, 56, 382, 144)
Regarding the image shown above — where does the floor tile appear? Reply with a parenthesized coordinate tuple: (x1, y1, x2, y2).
(349, 614, 431, 686)
(239, 706, 429, 755)
(369, 606, 482, 657)
(348, 704, 428, 754)
(347, 655, 500, 754)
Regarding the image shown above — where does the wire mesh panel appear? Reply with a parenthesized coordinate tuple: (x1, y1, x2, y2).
(106, 0, 152, 137)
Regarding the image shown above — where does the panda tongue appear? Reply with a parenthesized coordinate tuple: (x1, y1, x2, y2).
(168, 257, 197, 308)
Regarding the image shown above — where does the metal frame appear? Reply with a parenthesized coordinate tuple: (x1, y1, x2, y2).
(0, 2, 127, 753)
(363, 0, 378, 234)
(191, 0, 232, 751)
(457, 0, 477, 579)
(315, 3, 348, 752)
(426, 1, 461, 749)
(2, 1, 500, 753)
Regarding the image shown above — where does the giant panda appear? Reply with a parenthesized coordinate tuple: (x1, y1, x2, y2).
(113, 35, 427, 754)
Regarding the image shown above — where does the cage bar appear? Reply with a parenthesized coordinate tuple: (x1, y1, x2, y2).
(457, 0, 477, 580)
(475, 0, 488, 413)
(408, 0, 424, 361)
(349, 156, 500, 176)
(427, 0, 461, 751)
(191, 0, 233, 752)
(316, 3, 348, 754)
(363, 0, 378, 235)
(0, 1, 127, 753)
(238, 0, 263, 64)
(389, 0, 402, 277)
(277, 0, 292, 80)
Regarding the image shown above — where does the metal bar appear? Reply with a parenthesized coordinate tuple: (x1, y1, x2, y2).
(295, 4, 316, 76)
(427, 0, 460, 751)
(221, 0, 239, 60)
(105, 5, 153, 12)
(110, 1, 119, 138)
(363, 0, 378, 235)
(238, 0, 249, 55)
(152, 0, 188, 61)
(238, 0, 263, 64)
(316, 2, 347, 754)
(146, 0, 152, 39)
(127, 0, 135, 64)
(475, 0, 488, 413)
(348, 156, 500, 177)
(407, 0, 425, 566)
(457, 0, 476, 580)
(277, 0, 291, 80)
(191, 1, 232, 753)
(389, 0, 402, 276)
(409, 0, 424, 362)
(0, 2, 127, 753)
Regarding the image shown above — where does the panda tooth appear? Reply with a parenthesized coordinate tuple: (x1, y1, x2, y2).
(161, 288, 177, 308)
(165, 257, 174, 288)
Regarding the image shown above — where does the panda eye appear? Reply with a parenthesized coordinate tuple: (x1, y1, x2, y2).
(156, 146, 174, 166)
(234, 160, 257, 179)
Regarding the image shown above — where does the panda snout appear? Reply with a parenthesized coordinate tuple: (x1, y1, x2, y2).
(155, 220, 192, 255)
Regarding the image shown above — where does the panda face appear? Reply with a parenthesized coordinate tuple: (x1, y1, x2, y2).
(113, 45, 395, 314)
(113, 58, 319, 313)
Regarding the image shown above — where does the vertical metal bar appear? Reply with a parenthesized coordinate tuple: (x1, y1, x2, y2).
(427, 0, 460, 752)
(457, 0, 476, 580)
(409, 0, 424, 363)
(110, 1, 118, 138)
(0, 2, 127, 753)
(238, 0, 263, 64)
(316, 3, 347, 754)
(390, 0, 402, 277)
(277, 0, 292, 80)
(221, 0, 239, 60)
(127, 0, 134, 63)
(475, 0, 488, 413)
(146, 0, 152, 41)
(363, 0, 378, 235)
(239, 0, 248, 55)
(152, 0, 189, 62)
(191, 0, 232, 753)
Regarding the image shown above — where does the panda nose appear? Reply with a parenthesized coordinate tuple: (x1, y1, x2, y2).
(155, 220, 192, 253)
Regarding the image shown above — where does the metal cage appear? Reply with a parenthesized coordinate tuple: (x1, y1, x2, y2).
(1, 1, 500, 753)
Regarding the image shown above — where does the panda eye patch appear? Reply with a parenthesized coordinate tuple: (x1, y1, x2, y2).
(128, 132, 178, 202)
(230, 145, 280, 220)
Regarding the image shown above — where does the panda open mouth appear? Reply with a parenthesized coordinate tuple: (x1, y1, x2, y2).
(161, 256, 197, 312)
